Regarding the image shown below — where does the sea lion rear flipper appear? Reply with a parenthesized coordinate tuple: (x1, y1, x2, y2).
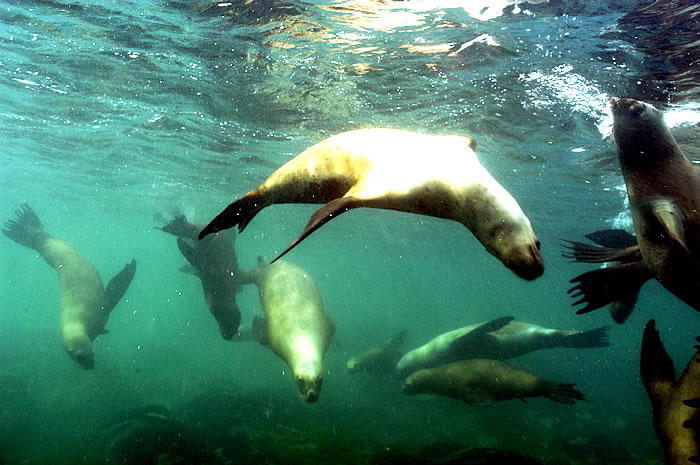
(199, 192, 265, 239)
(2, 203, 50, 250)
(156, 215, 198, 239)
(270, 196, 360, 264)
(651, 200, 691, 254)
(640, 319, 675, 402)
(561, 240, 641, 264)
(567, 261, 653, 321)
(584, 229, 638, 249)
(451, 316, 514, 357)
(101, 259, 137, 314)
(560, 326, 611, 348)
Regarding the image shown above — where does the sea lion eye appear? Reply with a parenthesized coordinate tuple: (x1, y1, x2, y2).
(630, 102, 644, 117)
(535, 239, 541, 250)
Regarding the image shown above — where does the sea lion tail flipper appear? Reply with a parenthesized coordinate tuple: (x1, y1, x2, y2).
(199, 193, 265, 240)
(560, 326, 611, 348)
(561, 240, 641, 264)
(2, 203, 50, 250)
(101, 259, 137, 314)
(584, 229, 638, 249)
(176, 237, 203, 272)
(546, 383, 586, 404)
(270, 196, 360, 264)
(640, 319, 675, 401)
(157, 215, 199, 239)
(567, 261, 653, 321)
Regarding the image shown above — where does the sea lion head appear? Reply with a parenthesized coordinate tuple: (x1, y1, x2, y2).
(294, 363, 323, 403)
(64, 333, 95, 370)
(400, 370, 430, 395)
(609, 97, 673, 166)
(346, 357, 360, 373)
(480, 215, 543, 280)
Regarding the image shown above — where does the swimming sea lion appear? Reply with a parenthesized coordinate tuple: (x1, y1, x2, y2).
(641, 319, 699, 464)
(2, 204, 136, 369)
(199, 128, 543, 281)
(401, 359, 585, 405)
(565, 98, 700, 314)
(396, 316, 609, 378)
(157, 215, 253, 340)
(347, 329, 407, 381)
(249, 258, 335, 402)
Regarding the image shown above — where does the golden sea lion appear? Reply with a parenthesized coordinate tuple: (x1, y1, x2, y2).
(157, 215, 253, 340)
(396, 316, 609, 378)
(2, 204, 136, 369)
(347, 329, 407, 381)
(199, 128, 544, 281)
(401, 359, 585, 405)
(564, 98, 700, 316)
(249, 258, 334, 402)
(641, 319, 699, 464)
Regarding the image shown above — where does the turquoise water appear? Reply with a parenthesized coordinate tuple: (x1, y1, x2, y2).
(1, 1, 698, 464)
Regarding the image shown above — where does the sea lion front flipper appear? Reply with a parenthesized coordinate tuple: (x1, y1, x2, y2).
(651, 199, 691, 254)
(461, 387, 498, 406)
(176, 237, 203, 272)
(561, 240, 642, 264)
(640, 319, 675, 403)
(270, 196, 361, 264)
(451, 316, 514, 357)
(568, 261, 653, 320)
(545, 383, 586, 405)
(101, 259, 137, 314)
(199, 192, 266, 239)
(252, 316, 268, 346)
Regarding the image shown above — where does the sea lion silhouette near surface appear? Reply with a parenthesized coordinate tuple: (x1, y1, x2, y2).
(199, 128, 543, 281)
(157, 215, 253, 339)
(3, 204, 136, 369)
(396, 316, 609, 379)
(401, 359, 586, 406)
(248, 258, 335, 402)
(641, 320, 699, 464)
(563, 98, 700, 318)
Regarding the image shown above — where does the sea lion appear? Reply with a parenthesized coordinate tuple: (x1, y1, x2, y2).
(347, 329, 407, 381)
(396, 316, 609, 379)
(198, 128, 543, 281)
(641, 319, 699, 464)
(2, 204, 136, 369)
(248, 258, 335, 402)
(157, 215, 253, 340)
(401, 359, 585, 405)
(564, 98, 700, 315)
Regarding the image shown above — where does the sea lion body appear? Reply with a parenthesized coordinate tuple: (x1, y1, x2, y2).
(3, 204, 136, 369)
(611, 98, 700, 311)
(396, 317, 609, 378)
(401, 359, 585, 405)
(158, 216, 251, 339)
(641, 320, 700, 464)
(250, 258, 334, 402)
(200, 128, 543, 281)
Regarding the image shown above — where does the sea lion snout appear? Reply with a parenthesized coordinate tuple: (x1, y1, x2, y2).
(609, 97, 645, 117)
(507, 241, 544, 281)
(297, 376, 323, 403)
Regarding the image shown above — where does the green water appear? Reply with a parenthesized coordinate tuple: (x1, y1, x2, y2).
(1, 1, 698, 464)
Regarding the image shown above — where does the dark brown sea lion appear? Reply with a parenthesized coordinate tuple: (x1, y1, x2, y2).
(396, 317, 609, 378)
(346, 329, 407, 381)
(249, 258, 335, 402)
(563, 98, 700, 318)
(199, 128, 543, 281)
(158, 215, 252, 340)
(3, 204, 136, 369)
(641, 319, 699, 464)
(401, 359, 585, 405)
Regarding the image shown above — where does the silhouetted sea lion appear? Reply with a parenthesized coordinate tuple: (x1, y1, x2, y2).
(347, 329, 407, 381)
(563, 98, 700, 317)
(249, 258, 335, 402)
(396, 316, 609, 378)
(641, 319, 699, 464)
(3, 204, 136, 369)
(157, 215, 252, 339)
(199, 128, 543, 280)
(401, 359, 585, 405)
